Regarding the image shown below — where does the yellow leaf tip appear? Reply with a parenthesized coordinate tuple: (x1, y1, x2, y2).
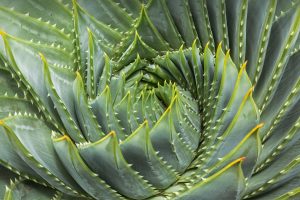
(108, 131, 116, 137)
(38, 53, 47, 63)
(0, 30, 7, 36)
(257, 123, 264, 128)
(53, 135, 70, 142)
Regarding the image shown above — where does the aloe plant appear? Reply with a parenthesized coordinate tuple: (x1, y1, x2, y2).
(0, 0, 299, 199)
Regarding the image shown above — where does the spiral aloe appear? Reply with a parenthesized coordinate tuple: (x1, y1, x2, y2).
(0, 0, 300, 199)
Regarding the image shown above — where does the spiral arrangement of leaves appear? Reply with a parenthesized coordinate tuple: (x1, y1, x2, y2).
(0, 0, 300, 199)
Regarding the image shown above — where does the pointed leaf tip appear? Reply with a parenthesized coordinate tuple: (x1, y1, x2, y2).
(241, 61, 248, 70)
(38, 53, 48, 65)
(75, 71, 82, 80)
(217, 41, 223, 49)
(205, 42, 210, 49)
(0, 29, 7, 36)
(108, 131, 116, 137)
(192, 39, 198, 48)
(53, 135, 71, 142)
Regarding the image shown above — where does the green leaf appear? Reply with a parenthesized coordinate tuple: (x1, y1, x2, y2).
(1, 116, 84, 196)
(225, 0, 248, 66)
(76, 0, 133, 32)
(52, 134, 123, 200)
(121, 121, 178, 189)
(41, 54, 85, 143)
(254, 4, 300, 111)
(206, 0, 229, 50)
(174, 158, 245, 200)
(245, 0, 277, 83)
(146, 0, 184, 49)
(0, 165, 17, 198)
(73, 72, 104, 142)
(188, 0, 215, 50)
(78, 131, 157, 199)
(4, 179, 57, 200)
(165, 0, 198, 47)
(150, 97, 195, 172)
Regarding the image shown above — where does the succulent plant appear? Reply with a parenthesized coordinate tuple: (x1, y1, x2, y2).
(0, 0, 300, 199)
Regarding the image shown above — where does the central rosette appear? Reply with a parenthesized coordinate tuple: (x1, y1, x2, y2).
(57, 39, 203, 198)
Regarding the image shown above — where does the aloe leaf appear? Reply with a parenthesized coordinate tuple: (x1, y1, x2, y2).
(0, 126, 42, 184)
(259, 50, 300, 141)
(114, 91, 135, 135)
(202, 48, 239, 144)
(203, 46, 228, 128)
(254, 4, 300, 111)
(0, 90, 44, 182)
(170, 93, 200, 150)
(167, 47, 196, 93)
(1, 116, 85, 196)
(0, 66, 39, 119)
(184, 124, 261, 190)
(210, 51, 238, 121)
(41, 54, 84, 143)
(4, 179, 57, 200)
(52, 135, 124, 200)
(130, 88, 146, 125)
(246, 138, 300, 198)
(203, 124, 262, 179)
(275, 0, 297, 16)
(0, 67, 23, 97)
(73, 72, 104, 142)
(0, 34, 67, 130)
(190, 41, 204, 99)
(245, 154, 300, 200)
(134, 6, 171, 51)
(256, 116, 300, 172)
(188, 0, 215, 50)
(0, 6, 72, 50)
(150, 97, 195, 172)
(165, 0, 198, 47)
(1, 33, 73, 67)
(117, 32, 158, 68)
(199, 87, 259, 169)
(72, 0, 123, 71)
(225, 0, 248, 66)
(202, 45, 215, 124)
(97, 55, 113, 94)
(76, 0, 133, 32)
(245, 0, 277, 83)
(206, 0, 229, 50)
(146, 0, 184, 49)
(78, 131, 158, 199)
(91, 86, 126, 140)
(86, 29, 105, 98)
(0, 0, 72, 34)
(274, 186, 300, 200)
(174, 158, 245, 200)
(0, 97, 39, 119)
(153, 52, 188, 89)
(113, 0, 141, 17)
(0, 165, 17, 198)
(209, 63, 251, 146)
(120, 121, 178, 189)
(139, 91, 156, 127)
(73, 2, 123, 45)
(144, 90, 160, 123)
